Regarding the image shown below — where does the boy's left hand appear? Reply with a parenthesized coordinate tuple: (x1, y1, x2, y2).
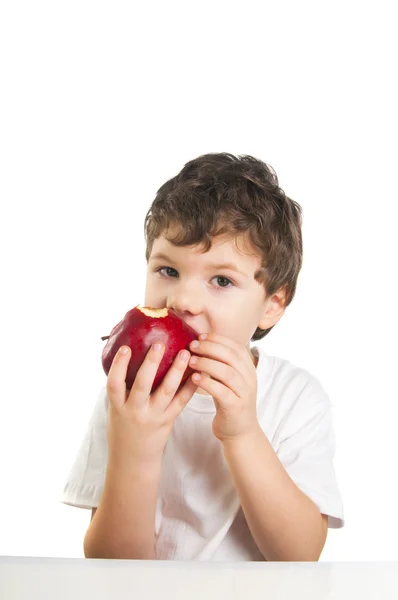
(189, 333, 260, 442)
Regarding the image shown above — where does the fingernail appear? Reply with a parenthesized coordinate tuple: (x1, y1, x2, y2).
(199, 334, 207, 340)
(153, 343, 163, 352)
(191, 340, 200, 349)
(119, 346, 129, 354)
(179, 350, 189, 362)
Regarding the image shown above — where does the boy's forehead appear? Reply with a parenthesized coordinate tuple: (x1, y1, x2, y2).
(150, 230, 262, 268)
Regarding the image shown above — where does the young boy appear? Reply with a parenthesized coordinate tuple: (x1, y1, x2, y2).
(61, 152, 344, 561)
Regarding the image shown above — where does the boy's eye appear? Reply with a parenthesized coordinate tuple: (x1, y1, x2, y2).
(156, 267, 234, 288)
(216, 276, 232, 288)
(158, 266, 178, 277)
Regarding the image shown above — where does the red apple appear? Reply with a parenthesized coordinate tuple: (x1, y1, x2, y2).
(101, 305, 199, 393)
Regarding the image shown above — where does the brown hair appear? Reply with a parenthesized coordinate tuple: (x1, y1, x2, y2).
(144, 152, 303, 340)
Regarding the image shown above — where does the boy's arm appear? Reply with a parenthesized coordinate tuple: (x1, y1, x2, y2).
(84, 341, 197, 560)
(222, 425, 328, 562)
(185, 332, 337, 560)
(84, 455, 162, 559)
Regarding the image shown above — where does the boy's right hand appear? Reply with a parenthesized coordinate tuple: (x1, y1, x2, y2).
(105, 343, 198, 466)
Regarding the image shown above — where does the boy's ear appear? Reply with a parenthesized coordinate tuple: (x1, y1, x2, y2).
(258, 286, 287, 330)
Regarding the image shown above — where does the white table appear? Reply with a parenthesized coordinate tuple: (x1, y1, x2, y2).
(1, 556, 397, 599)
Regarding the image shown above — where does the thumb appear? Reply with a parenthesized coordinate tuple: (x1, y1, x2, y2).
(165, 377, 199, 420)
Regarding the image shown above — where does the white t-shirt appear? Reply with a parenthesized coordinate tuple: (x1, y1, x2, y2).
(61, 346, 344, 561)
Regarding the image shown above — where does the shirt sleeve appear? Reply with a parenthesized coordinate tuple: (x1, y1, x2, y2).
(60, 387, 109, 509)
(275, 379, 344, 529)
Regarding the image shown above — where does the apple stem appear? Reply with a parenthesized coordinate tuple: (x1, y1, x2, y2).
(101, 336, 110, 341)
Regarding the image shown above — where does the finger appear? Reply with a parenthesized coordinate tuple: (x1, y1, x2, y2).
(190, 337, 253, 379)
(128, 342, 165, 407)
(165, 376, 199, 420)
(197, 332, 242, 352)
(152, 349, 192, 410)
(190, 372, 236, 408)
(189, 356, 244, 397)
(106, 346, 131, 409)
(198, 333, 256, 369)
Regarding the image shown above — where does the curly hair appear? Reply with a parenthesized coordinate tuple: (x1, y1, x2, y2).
(144, 152, 303, 340)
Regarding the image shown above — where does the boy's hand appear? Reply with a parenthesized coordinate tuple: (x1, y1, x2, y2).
(106, 344, 198, 465)
(188, 333, 259, 443)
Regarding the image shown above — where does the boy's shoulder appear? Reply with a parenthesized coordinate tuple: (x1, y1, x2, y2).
(253, 345, 333, 440)
(254, 345, 330, 397)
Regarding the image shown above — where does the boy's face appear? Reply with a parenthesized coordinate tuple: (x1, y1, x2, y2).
(144, 225, 286, 363)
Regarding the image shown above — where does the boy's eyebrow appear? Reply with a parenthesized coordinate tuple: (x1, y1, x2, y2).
(149, 252, 249, 278)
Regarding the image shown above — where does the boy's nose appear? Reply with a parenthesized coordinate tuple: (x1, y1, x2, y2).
(167, 294, 202, 319)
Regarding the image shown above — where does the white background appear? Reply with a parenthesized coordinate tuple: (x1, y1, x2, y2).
(1, 0, 397, 561)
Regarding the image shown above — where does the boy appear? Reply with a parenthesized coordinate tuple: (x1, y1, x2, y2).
(61, 152, 344, 561)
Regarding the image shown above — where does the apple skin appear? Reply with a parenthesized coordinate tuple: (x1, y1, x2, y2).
(101, 305, 199, 393)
